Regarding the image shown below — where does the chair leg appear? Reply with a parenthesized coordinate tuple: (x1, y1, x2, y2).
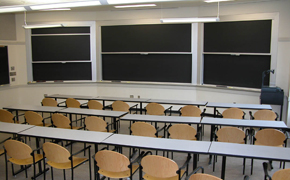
(63, 169, 66, 180)
(251, 159, 254, 175)
(5, 152, 8, 180)
(51, 167, 54, 180)
(243, 158, 246, 175)
(213, 155, 216, 172)
(25, 165, 28, 178)
(71, 167, 73, 180)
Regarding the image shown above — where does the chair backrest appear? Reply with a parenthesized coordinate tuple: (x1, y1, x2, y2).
(180, 105, 202, 117)
(168, 124, 197, 140)
(43, 142, 70, 163)
(254, 110, 276, 121)
(42, 98, 58, 107)
(66, 98, 81, 108)
(255, 128, 285, 146)
(0, 109, 14, 123)
(88, 100, 103, 110)
(51, 113, 71, 128)
(95, 150, 130, 172)
(272, 168, 290, 180)
(4, 140, 32, 159)
(141, 155, 179, 178)
(85, 116, 107, 132)
(25, 111, 43, 125)
(188, 173, 222, 180)
(222, 108, 244, 119)
(216, 127, 245, 144)
(131, 122, 156, 137)
(146, 103, 165, 115)
(112, 101, 130, 112)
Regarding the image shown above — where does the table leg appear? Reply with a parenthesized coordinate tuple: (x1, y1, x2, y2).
(16, 110, 19, 123)
(208, 125, 215, 164)
(214, 107, 217, 117)
(221, 156, 227, 179)
(94, 144, 100, 180)
(140, 102, 143, 114)
(69, 113, 73, 129)
(193, 154, 197, 170)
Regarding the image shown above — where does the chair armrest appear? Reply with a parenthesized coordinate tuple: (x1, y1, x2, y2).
(177, 155, 192, 173)
(57, 101, 66, 107)
(129, 104, 138, 109)
(70, 145, 91, 159)
(200, 108, 207, 117)
(249, 111, 254, 120)
(275, 112, 279, 121)
(185, 166, 204, 180)
(103, 104, 112, 110)
(155, 125, 167, 137)
(164, 106, 173, 116)
(31, 146, 43, 156)
(131, 151, 152, 165)
(242, 111, 246, 119)
(215, 110, 222, 117)
(263, 162, 272, 180)
(178, 107, 182, 116)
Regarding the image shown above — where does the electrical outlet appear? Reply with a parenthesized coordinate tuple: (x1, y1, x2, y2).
(130, 95, 134, 98)
(10, 72, 16, 76)
(11, 77, 15, 82)
(11, 66, 15, 71)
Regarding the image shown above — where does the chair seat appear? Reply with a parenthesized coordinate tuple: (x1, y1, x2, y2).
(47, 156, 88, 170)
(143, 170, 185, 180)
(98, 164, 139, 178)
(255, 142, 283, 147)
(8, 154, 43, 165)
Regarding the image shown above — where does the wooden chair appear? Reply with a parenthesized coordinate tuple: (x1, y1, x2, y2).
(24, 111, 51, 127)
(168, 124, 198, 140)
(87, 100, 103, 110)
(43, 142, 91, 180)
(112, 100, 138, 113)
(42, 98, 58, 107)
(145, 102, 172, 116)
(131, 122, 166, 138)
(251, 128, 287, 174)
(221, 107, 244, 119)
(0, 109, 16, 123)
(94, 150, 142, 180)
(214, 127, 247, 173)
(185, 166, 222, 180)
(141, 154, 191, 180)
(249, 109, 277, 121)
(180, 105, 203, 117)
(84, 116, 115, 132)
(263, 162, 290, 180)
(66, 98, 86, 126)
(4, 139, 45, 180)
(51, 113, 82, 130)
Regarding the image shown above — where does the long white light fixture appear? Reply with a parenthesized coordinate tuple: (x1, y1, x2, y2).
(23, 24, 64, 29)
(107, 0, 173, 5)
(205, 0, 233, 2)
(160, 17, 219, 23)
(30, 1, 101, 10)
(0, 6, 26, 13)
(114, 4, 156, 8)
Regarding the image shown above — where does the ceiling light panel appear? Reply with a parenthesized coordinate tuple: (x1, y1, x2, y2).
(204, 0, 233, 3)
(114, 4, 156, 8)
(0, 6, 26, 13)
(30, 1, 101, 10)
(107, 0, 175, 5)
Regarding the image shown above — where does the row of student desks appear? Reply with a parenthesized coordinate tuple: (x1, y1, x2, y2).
(0, 121, 290, 180)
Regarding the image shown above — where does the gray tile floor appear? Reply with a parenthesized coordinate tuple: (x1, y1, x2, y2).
(0, 114, 289, 180)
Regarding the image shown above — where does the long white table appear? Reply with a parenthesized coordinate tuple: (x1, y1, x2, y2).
(0, 122, 34, 134)
(147, 99, 208, 107)
(206, 102, 272, 110)
(45, 94, 98, 100)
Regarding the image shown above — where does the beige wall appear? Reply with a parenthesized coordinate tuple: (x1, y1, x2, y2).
(0, 13, 16, 40)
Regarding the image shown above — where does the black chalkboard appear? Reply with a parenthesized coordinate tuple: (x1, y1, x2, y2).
(204, 20, 272, 53)
(33, 62, 92, 81)
(102, 24, 191, 52)
(32, 27, 90, 34)
(0, 46, 9, 85)
(102, 54, 192, 83)
(203, 54, 270, 88)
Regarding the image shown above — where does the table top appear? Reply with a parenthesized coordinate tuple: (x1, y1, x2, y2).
(209, 142, 290, 162)
(45, 94, 98, 100)
(102, 134, 211, 153)
(201, 117, 287, 129)
(0, 122, 35, 134)
(18, 126, 113, 143)
(57, 108, 128, 117)
(3, 105, 65, 112)
(121, 114, 201, 124)
(94, 96, 150, 103)
(147, 99, 208, 106)
(206, 102, 272, 110)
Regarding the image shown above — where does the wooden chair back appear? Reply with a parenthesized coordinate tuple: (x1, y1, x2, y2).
(66, 98, 81, 108)
(85, 116, 107, 132)
(169, 124, 197, 140)
(255, 129, 285, 147)
(141, 155, 179, 178)
(254, 110, 276, 121)
(188, 173, 222, 180)
(25, 111, 43, 125)
(112, 101, 130, 112)
(95, 150, 130, 172)
(51, 113, 71, 128)
(42, 98, 58, 107)
(222, 108, 244, 119)
(180, 105, 202, 117)
(216, 127, 245, 144)
(4, 140, 32, 159)
(43, 142, 70, 163)
(272, 168, 290, 180)
(88, 100, 103, 110)
(0, 109, 14, 123)
(146, 103, 165, 115)
(131, 122, 156, 137)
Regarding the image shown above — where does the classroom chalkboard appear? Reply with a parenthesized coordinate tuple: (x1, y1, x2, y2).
(203, 54, 270, 88)
(0, 46, 9, 85)
(102, 54, 192, 83)
(204, 20, 272, 53)
(101, 24, 191, 52)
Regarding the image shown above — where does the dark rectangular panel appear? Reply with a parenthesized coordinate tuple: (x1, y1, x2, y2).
(102, 24, 191, 52)
(0, 46, 10, 85)
(32, 27, 90, 34)
(203, 54, 270, 88)
(204, 20, 272, 53)
(33, 62, 92, 81)
(32, 35, 90, 61)
(102, 54, 192, 83)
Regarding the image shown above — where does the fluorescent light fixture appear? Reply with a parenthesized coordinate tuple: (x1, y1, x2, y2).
(0, 6, 26, 13)
(160, 17, 220, 23)
(114, 4, 156, 8)
(40, 8, 71, 11)
(30, 1, 101, 10)
(108, 0, 172, 5)
(22, 24, 64, 29)
(204, 0, 233, 2)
